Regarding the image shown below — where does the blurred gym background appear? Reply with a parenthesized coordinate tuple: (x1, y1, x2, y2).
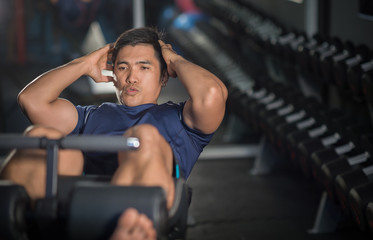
(2, 0, 373, 239)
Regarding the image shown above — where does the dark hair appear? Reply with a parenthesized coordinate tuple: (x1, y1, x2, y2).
(112, 27, 167, 77)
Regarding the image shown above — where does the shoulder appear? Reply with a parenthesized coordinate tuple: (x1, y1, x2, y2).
(76, 102, 117, 111)
(78, 102, 123, 113)
(75, 102, 122, 123)
(152, 101, 184, 117)
(157, 101, 184, 110)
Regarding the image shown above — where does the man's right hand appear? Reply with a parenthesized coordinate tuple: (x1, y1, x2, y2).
(84, 44, 115, 83)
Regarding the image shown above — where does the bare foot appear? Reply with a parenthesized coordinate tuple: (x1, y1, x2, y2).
(110, 208, 157, 240)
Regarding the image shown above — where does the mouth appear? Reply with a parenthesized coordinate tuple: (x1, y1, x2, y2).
(124, 86, 139, 95)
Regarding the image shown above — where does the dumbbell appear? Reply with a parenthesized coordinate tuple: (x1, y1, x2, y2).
(335, 166, 373, 215)
(311, 142, 357, 181)
(348, 180, 373, 231)
(273, 31, 307, 66)
(365, 201, 373, 235)
(257, 88, 305, 137)
(295, 34, 324, 74)
(321, 152, 372, 202)
(311, 125, 372, 181)
(234, 86, 265, 124)
(268, 97, 322, 152)
(334, 44, 370, 95)
(236, 81, 273, 127)
(271, 32, 297, 61)
(296, 115, 354, 177)
(286, 109, 346, 171)
(281, 32, 307, 65)
(331, 135, 373, 208)
(245, 81, 285, 130)
(308, 38, 333, 78)
(274, 101, 324, 156)
(318, 37, 345, 84)
(347, 52, 373, 102)
(298, 133, 342, 178)
(269, 98, 324, 154)
(362, 70, 373, 104)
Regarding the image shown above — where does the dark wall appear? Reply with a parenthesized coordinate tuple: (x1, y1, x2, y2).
(330, 0, 373, 48)
(244, 0, 373, 48)
(241, 0, 308, 33)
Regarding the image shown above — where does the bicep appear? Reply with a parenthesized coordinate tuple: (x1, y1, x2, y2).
(182, 97, 226, 134)
(24, 98, 78, 135)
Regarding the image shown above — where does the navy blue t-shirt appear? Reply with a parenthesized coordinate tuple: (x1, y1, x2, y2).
(69, 101, 214, 178)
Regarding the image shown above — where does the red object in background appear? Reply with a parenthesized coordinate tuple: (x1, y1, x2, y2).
(176, 0, 200, 13)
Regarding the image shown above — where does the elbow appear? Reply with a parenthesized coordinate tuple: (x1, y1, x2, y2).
(17, 90, 28, 111)
(203, 83, 228, 108)
(220, 82, 228, 103)
(17, 90, 40, 117)
(212, 81, 228, 104)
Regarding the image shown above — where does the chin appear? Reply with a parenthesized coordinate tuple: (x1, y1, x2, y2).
(120, 98, 140, 107)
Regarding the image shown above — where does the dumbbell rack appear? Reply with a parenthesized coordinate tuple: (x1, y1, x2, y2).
(171, 0, 373, 238)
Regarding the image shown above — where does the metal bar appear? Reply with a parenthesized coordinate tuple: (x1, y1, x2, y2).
(0, 134, 44, 149)
(0, 134, 140, 151)
(45, 141, 59, 198)
(60, 136, 140, 151)
(133, 0, 145, 28)
(0, 134, 140, 198)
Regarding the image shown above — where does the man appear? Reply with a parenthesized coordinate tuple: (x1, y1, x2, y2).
(1, 27, 227, 239)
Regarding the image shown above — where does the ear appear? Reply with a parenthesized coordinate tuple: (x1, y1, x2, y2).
(161, 70, 169, 87)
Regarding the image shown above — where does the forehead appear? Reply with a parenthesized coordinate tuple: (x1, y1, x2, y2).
(116, 44, 158, 64)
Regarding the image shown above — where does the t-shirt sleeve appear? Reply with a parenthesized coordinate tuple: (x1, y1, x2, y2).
(177, 101, 215, 150)
(69, 105, 97, 135)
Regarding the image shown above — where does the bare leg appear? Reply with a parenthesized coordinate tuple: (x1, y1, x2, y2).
(110, 124, 176, 239)
(111, 124, 175, 209)
(0, 125, 84, 200)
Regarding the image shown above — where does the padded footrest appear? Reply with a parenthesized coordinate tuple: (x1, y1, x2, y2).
(67, 182, 168, 240)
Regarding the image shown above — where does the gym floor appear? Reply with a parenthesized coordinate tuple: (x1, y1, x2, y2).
(185, 153, 372, 240)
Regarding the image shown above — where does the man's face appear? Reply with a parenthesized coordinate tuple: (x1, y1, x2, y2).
(113, 44, 165, 106)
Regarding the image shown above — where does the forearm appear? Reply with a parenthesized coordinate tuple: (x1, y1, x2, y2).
(170, 56, 227, 103)
(18, 57, 89, 109)
(171, 56, 228, 133)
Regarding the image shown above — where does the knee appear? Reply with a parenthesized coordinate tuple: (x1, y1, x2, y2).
(121, 124, 172, 166)
(24, 125, 65, 139)
(125, 124, 164, 149)
(24, 125, 83, 175)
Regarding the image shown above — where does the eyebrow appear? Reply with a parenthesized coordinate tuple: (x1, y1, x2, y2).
(117, 60, 152, 65)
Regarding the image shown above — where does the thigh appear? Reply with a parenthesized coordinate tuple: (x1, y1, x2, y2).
(123, 124, 174, 176)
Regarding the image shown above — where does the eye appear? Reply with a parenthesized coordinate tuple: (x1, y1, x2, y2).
(141, 66, 150, 70)
(118, 66, 127, 71)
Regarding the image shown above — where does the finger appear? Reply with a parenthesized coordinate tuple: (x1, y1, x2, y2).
(159, 40, 173, 49)
(107, 43, 115, 62)
(96, 44, 112, 54)
(158, 39, 165, 46)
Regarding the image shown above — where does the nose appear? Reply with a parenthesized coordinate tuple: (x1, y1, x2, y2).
(126, 70, 138, 84)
